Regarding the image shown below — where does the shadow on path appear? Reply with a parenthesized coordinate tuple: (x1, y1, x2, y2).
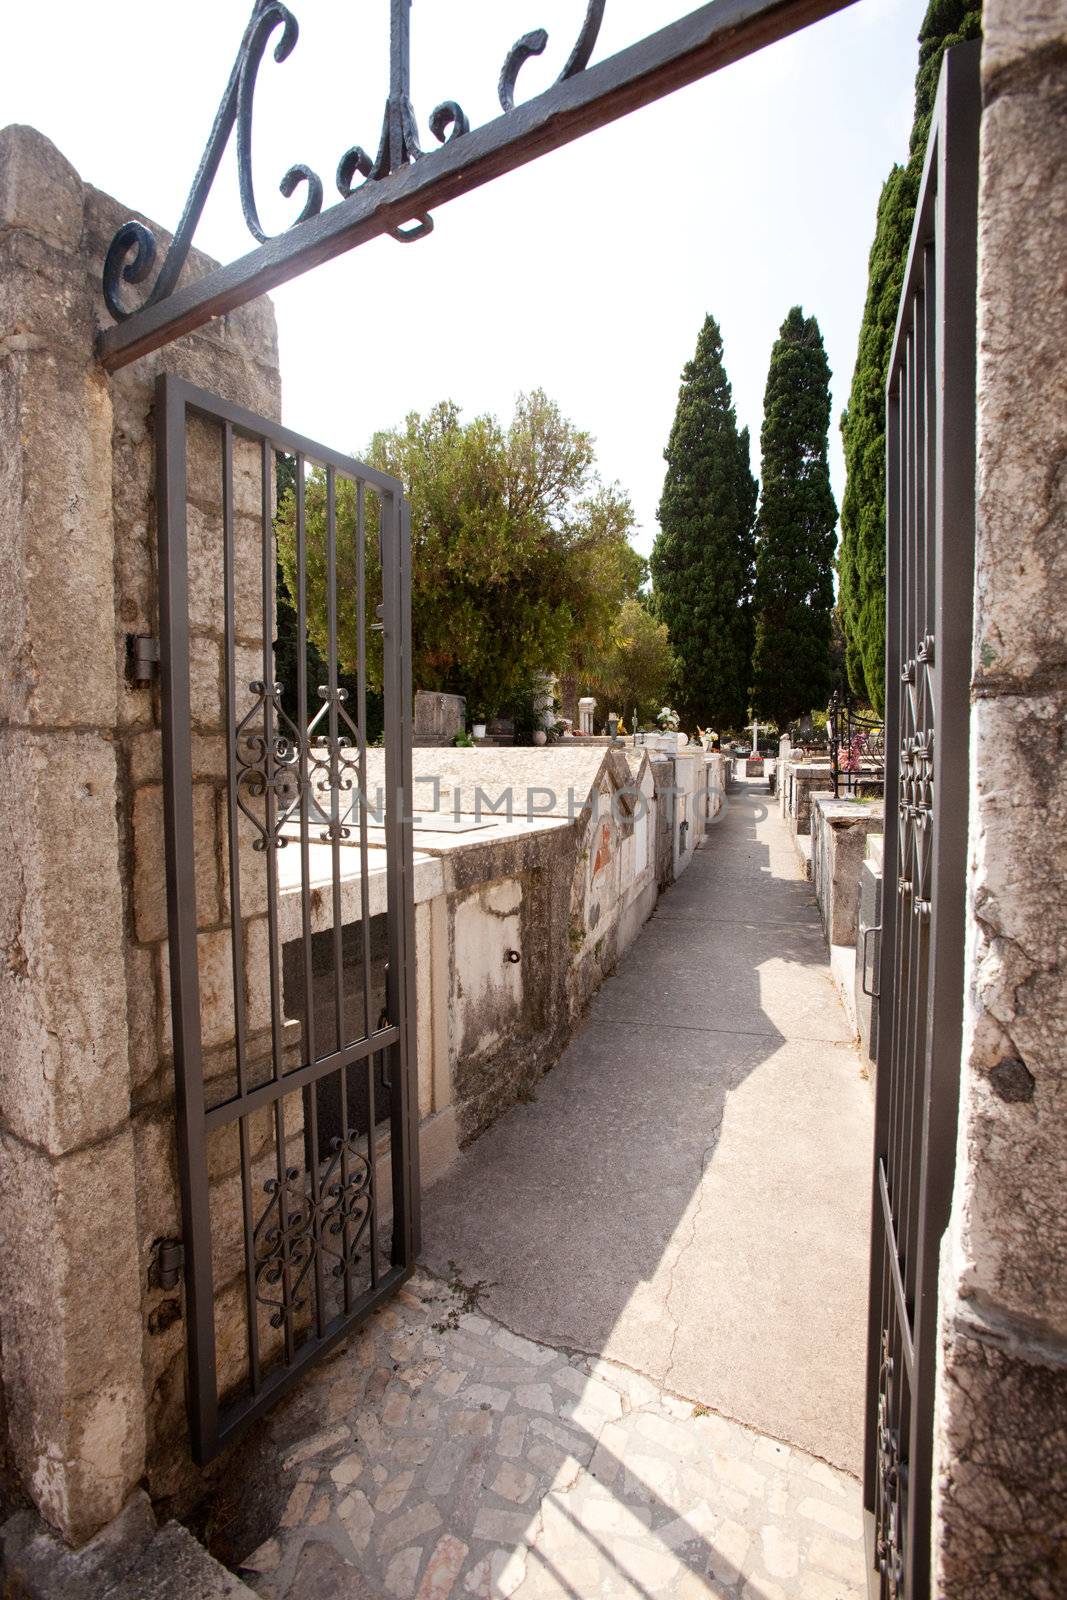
(420, 781, 872, 1474)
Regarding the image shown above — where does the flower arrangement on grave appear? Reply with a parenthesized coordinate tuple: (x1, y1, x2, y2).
(657, 706, 681, 732)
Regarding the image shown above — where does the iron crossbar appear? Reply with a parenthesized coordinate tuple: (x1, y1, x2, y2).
(98, 0, 859, 370)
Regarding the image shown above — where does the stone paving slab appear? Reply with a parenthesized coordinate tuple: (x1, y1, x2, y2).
(237, 1270, 867, 1600)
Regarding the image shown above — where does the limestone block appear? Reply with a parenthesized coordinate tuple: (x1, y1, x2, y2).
(133, 782, 220, 944)
(953, 691, 1067, 1333)
(244, 914, 287, 1038)
(160, 929, 236, 1054)
(218, 790, 271, 923)
(0, 1127, 145, 1544)
(186, 503, 267, 645)
(126, 941, 161, 1096)
(0, 226, 93, 344)
(972, 72, 1067, 694)
(128, 730, 229, 788)
(0, 124, 84, 251)
(189, 633, 223, 730)
(933, 1316, 1067, 1597)
(0, 349, 117, 728)
(982, 0, 1067, 82)
(0, 729, 131, 1154)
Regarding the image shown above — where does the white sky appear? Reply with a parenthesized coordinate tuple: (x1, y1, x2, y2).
(7, 0, 922, 558)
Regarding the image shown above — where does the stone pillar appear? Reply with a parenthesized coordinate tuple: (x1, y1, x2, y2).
(0, 126, 281, 1544)
(577, 696, 596, 736)
(932, 7, 1067, 1594)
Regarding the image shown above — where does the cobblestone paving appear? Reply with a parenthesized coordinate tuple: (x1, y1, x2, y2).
(237, 1270, 866, 1600)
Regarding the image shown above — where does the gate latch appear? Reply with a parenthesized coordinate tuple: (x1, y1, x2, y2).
(129, 634, 160, 684)
(861, 924, 882, 999)
(154, 1238, 185, 1290)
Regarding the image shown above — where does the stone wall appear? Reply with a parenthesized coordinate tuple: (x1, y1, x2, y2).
(0, 125, 281, 1542)
(932, 5, 1067, 1592)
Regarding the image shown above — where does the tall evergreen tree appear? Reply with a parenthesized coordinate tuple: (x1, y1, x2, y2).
(650, 314, 757, 730)
(751, 307, 837, 727)
(838, 0, 982, 710)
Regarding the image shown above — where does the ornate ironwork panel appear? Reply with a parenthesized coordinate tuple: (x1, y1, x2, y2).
(863, 44, 980, 1600)
(156, 374, 418, 1462)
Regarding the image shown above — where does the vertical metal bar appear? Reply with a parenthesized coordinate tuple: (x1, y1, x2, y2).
(905, 43, 980, 1598)
(155, 373, 219, 1463)
(223, 420, 261, 1393)
(380, 491, 414, 1267)
(260, 439, 295, 1362)
(355, 481, 379, 1289)
(324, 466, 352, 1311)
(399, 497, 421, 1259)
(294, 455, 326, 1338)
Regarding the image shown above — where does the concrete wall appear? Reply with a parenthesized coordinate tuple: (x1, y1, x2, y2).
(932, 5, 1067, 1592)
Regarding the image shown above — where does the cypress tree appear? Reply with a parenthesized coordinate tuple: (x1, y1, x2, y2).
(839, 0, 982, 710)
(751, 307, 837, 727)
(650, 314, 757, 730)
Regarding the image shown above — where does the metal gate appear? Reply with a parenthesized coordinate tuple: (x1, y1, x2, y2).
(863, 43, 979, 1600)
(156, 373, 418, 1463)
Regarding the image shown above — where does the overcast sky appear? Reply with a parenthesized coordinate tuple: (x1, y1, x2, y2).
(9, 0, 923, 557)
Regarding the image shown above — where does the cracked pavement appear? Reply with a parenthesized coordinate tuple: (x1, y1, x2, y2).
(239, 1270, 866, 1599)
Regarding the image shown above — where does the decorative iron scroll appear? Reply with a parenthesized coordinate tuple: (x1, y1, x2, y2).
(253, 1135, 373, 1328)
(235, 679, 366, 849)
(103, 0, 607, 319)
(875, 1334, 905, 1600)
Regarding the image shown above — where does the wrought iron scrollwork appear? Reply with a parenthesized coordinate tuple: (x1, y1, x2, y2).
(236, 2, 323, 245)
(103, 0, 608, 318)
(320, 1134, 373, 1280)
(875, 1334, 905, 1599)
(254, 1165, 316, 1328)
(252, 1132, 373, 1327)
(499, 0, 607, 112)
(235, 680, 302, 850)
(308, 685, 362, 842)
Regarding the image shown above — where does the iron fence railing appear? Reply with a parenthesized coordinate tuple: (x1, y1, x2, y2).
(827, 691, 885, 798)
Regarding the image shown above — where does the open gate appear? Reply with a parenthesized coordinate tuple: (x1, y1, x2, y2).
(156, 374, 418, 1462)
(863, 43, 980, 1599)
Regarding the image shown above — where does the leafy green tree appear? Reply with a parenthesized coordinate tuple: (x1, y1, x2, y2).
(650, 314, 757, 730)
(839, 0, 982, 709)
(276, 391, 642, 722)
(587, 598, 679, 729)
(751, 307, 837, 726)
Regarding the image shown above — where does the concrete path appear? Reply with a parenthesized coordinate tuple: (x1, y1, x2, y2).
(233, 779, 874, 1600)
(421, 779, 872, 1475)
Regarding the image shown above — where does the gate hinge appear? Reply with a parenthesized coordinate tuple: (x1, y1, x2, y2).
(128, 634, 160, 684)
(153, 1238, 185, 1290)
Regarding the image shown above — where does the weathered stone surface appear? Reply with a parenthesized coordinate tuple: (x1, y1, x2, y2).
(950, 692, 1067, 1330)
(0, 729, 131, 1152)
(971, 54, 1067, 695)
(933, 1319, 1067, 1599)
(0, 124, 84, 251)
(0, 348, 116, 728)
(933, 11, 1067, 1595)
(133, 781, 221, 944)
(982, 0, 1067, 82)
(0, 1129, 144, 1544)
(160, 928, 236, 1053)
